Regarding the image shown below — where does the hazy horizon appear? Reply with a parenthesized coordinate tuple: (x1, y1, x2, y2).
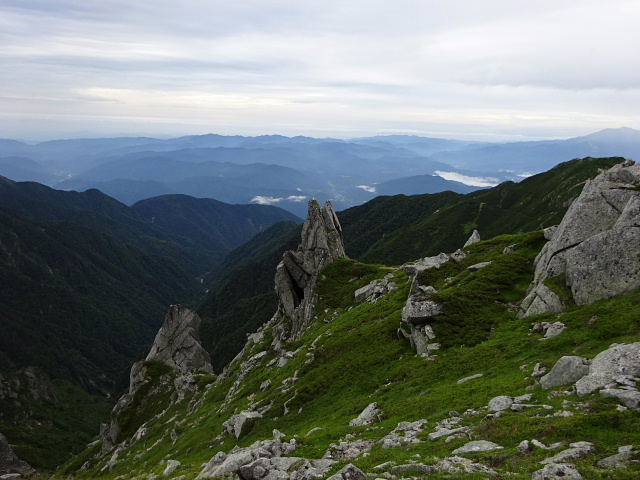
(2, 1, 639, 142)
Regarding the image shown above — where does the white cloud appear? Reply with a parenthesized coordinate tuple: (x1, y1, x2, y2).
(435, 171, 499, 188)
(286, 195, 308, 202)
(356, 185, 377, 193)
(250, 195, 282, 205)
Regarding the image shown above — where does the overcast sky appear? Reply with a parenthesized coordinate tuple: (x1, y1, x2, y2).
(1, 0, 639, 141)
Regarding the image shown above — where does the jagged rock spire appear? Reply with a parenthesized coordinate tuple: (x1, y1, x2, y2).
(145, 304, 214, 375)
(273, 199, 346, 341)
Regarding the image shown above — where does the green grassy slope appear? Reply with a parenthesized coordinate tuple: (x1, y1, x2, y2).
(352, 157, 623, 265)
(61, 230, 640, 480)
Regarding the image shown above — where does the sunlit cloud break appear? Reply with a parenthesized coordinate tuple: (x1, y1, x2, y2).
(435, 171, 499, 188)
(356, 185, 377, 193)
(251, 195, 308, 205)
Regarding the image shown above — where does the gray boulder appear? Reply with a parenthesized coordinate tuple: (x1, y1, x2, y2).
(576, 342, 640, 396)
(598, 447, 638, 470)
(349, 402, 382, 426)
(325, 464, 366, 480)
(540, 356, 590, 389)
(452, 440, 504, 454)
(487, 395, 513, 412)
(520, 160, 640, 317)
(0, 433, 32, 477)
(532, 463, 582, 480)
(223, 410, 263, 439)
(540, 442, 594, 464)
(600, 389, 640, 409)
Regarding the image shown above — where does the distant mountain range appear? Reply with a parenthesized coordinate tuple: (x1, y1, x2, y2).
(2, 128, 637, 216)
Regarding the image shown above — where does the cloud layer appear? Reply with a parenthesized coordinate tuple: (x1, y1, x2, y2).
(1, 0, 639, 140)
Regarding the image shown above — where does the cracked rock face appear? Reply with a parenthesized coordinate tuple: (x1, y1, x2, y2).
(520, 160, 640, 317)
(273, 199, 346, 341)
(146, 304, 214, 375)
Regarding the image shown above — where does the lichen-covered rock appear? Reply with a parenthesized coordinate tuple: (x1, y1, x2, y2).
(273, 199, 346, 341)
(520, 160, 640, 317)
(540, 356, 590, 390)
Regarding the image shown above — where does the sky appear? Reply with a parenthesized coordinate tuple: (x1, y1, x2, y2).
(1, 0, 639, 142)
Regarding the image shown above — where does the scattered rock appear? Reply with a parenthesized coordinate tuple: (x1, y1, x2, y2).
(517, 440, 531, 454)
(467, 261, 492, 271)
(452, 440, 504, 454)
(222, 410, 263, 440)
(598, 448, 639, 471)
(349, 403, 382, 426)
(457, 373, 483, 384)
(325, 463, 366, 480)
(540, 442, 594, 464)
(540, 356, 590, 389)
(487, 395, 513, 412)
(380, 419, 427, 448)
(324, 440, 373, 461)
(532, 463, 583, 480)
(354, 275, 396, 304)
(197, 432, 298, 479)
(162, 460, 181, 477)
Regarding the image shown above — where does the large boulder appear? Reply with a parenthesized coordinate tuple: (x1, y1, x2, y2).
(576, 342, 640, 396)
(520, 160, 640, 317)
(540, 356, 590, 390)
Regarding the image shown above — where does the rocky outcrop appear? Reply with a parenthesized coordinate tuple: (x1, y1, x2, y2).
(520, 160, 640, 317)
(145, 304, 213, 375)
(400, 293, 443, 355)
(0, 367, 57, 404)
(0, 432, 33, 477)
(197, 431, 328, 479)
(273, 199, 346, 341)
(99, 305, 212, 454)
